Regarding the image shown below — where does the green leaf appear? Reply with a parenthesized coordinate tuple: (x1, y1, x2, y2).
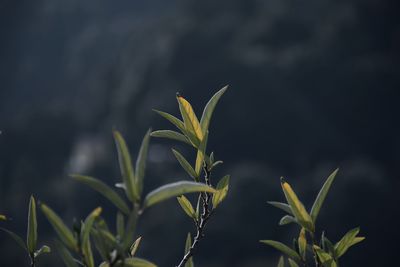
(313, 245, 337, 267)
(124, 257, 157, 267)
(81, 207, 102, 253)
(277, 256, 285, 267)
(321, 233, 336, 258)
(27, 195, 37, 254)
(152, 109, 186, 133)
(143, 181, 216, 209)
(310, 169, 338, 223)
(116, 211, 125, 238)
(172, 149, 198, 181)
(267, 201, 294, 216)
(40, 204, 77, 251)
(151, 130, 192, 146)
(334, 227, 361, 258)
(0, 227, 27, 252)
(123, 209, 138, 250)
(113, 130, 138, 202)
(184, 233, 194, 267)
(177, 94, 203, 141)
(298, 228, 307, 260)
(260, 240, 301, 262)
(0, 214, 6, 221)
(280, 178, 314, 232)
(212, 175, 230, 208)
(195, 131, 208, 177)
(55, 241, 78, 267)
(288, 258, 299, 267)
(279, 215, 297, 226)
(130, 236, 142, 257)
(82, 237, 94, 267)
(177, 195, 196, 219)
(136, 129, 151, 197)
(34, 245, 51, 258)
(349, 236, 365, 246)
(71, 175, 130, 215)
(91, 229, 109, 261)
(200, 85, 228, 135)
(195, 194, 201, 220)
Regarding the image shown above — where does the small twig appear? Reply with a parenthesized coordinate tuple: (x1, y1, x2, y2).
(176, 167, 213, 267)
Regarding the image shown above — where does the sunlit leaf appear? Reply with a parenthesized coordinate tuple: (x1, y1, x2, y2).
(55, 240, 78, 267)
(0, 227, 27, 252)
(71, 175, 130, 215)
(130, 236, 142, 257)
(176, 94, 203, 141)
(310, 169, 338, 223)
(34, 245, 51, 258)
(113, 130, 138, 202)
(298, 228, 307, 260)
(349, 236, 365, 247)
(143, 181, 216, 209)
(200, 85, 228, 135)
(260, 240, 301, 262)
(313, 245, 337, 267)
(136, 130, 151, 197)
(184, 233, 194, 267)
(27, 195, 37, 254)
(177, 195, 196, 219)
(194, 131, 208, 177)
(40, 204, 77, 251)
(124, 257, 157, 267)
(151, 130, 192, 146)
(334, 227, 361, 258)
(280, 178, 314, 232)
(267, 201, 293, 216)
(288, 258, 299, 267)
(212, 175, 230, 208)
(82, 237, 94, 267)
(172, 149, 198, 181)
(277, 256, 284, 267)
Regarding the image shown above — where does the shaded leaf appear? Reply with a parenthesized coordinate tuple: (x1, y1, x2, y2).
(113, 130, 138, 202)
(260, 240, 301, 262)
(116, 211, 125, 238)
(0, 227, 27, 252)
(280, 178, 314, 232)
(152, 110, 186, 133)
(151, 130, 192, 146)
(314, 245, 337, 267)
(184, 233, 194, 267)
(71, 175, 130, 215)
(298, 228, 307, 260)
(288, 258, 299, 267)
(81, 207, 102, 252)
(143, 181, 216, 209)
(27, 195, 37, 254)
(267, 201, 293, 216)
(310, 169, 338, 223)
(200, 85, 228, 135)
(123, 209, 138, 250)
(55, 241, 78, 267)
(82, 237, 94, 267)
(40, 204, 77, 251)
(136, 130, 151, 197)
(124, 257, 157, 267)
(212, 175, 230, 208)
(34, 245, 51, 258)
(172, 149, 198, 181)
(177, 195, 196, 219)
(279, 215, 297, 226)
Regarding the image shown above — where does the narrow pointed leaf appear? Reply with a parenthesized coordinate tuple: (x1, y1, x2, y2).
(130, 236, 142, 257)
(279, 215, 297, 226)
(152, 110, 186, 133)
(314, 245, 337, 267)
(151, 130, 192, 146)
(194, 131, 208, 176)
(298, 228, 307, 260)
(136, 130, 151, 197)
(116, 211, 125, 238)
(143, 181, 216, 209)
(123, 209, 138, 250)
(184, 233, 194, 267)
(71, 175, 130, 215)
(27, 195, 38, 254)
(113, 130, 137, 202)
(260, 240, 301, 262)
(267, 201, 293, 216)
(81, 207, 102, 251)
(200, 85, 228, 134)
(177, 195, 196, 219)
(277, 256, 284, 267)
(349, 236, 365, 246)
(177, 94, 203, 141)
(310, 169, 338, 223)
(280, 178, 314, 232)
(124, 257, 157, 267)
(55, 241, 78, 267)
(82, 237, 94, 267)
(212, 175, 230, 208)
(40, 204, 77, 251)
(288, 258, 299, 267)
(334, 227, 360, 258)
(172, 149, 198, 181)
(0, 227, 27, 252)
(34, 245, 51, 257)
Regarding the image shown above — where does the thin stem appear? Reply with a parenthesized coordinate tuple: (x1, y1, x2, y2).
(176, 167, 213, 267)
(310, 232, 320, 267)
(30, 254, 35, 267)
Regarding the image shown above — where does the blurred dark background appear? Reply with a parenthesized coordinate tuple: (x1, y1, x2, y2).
(1, 0, 399, 266)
